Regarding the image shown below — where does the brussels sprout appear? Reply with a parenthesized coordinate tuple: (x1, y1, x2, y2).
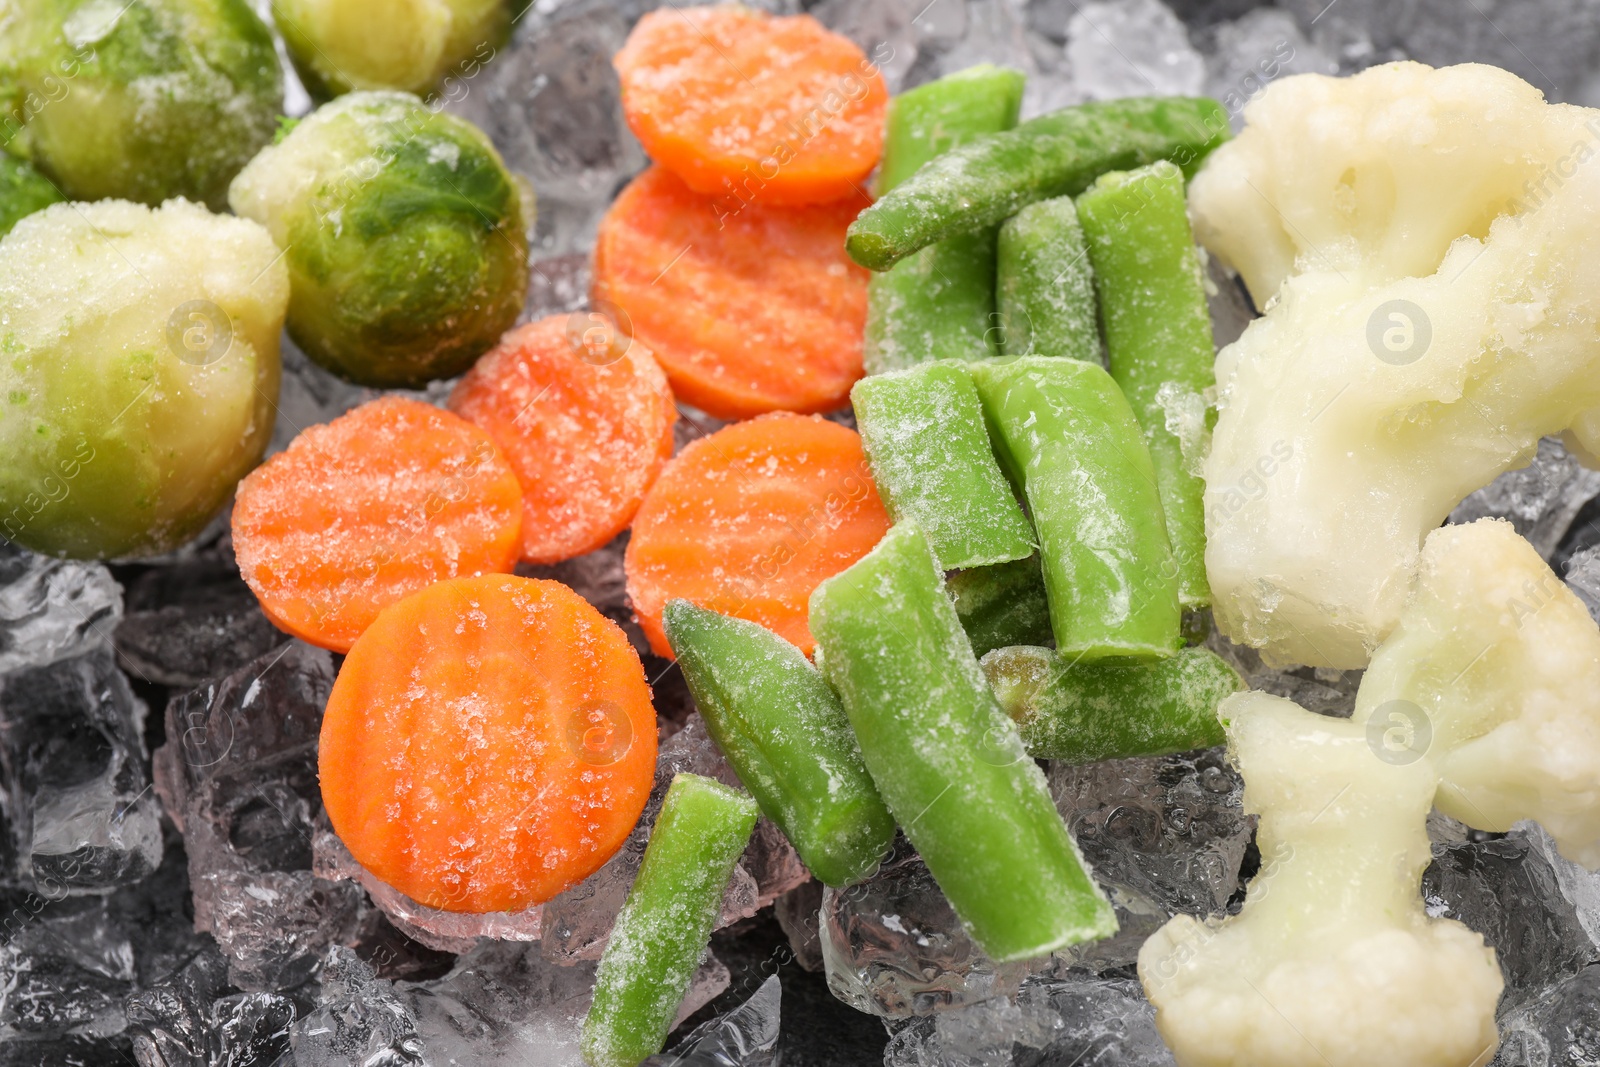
(1, 0, 281, 209)
(272, 0, 515, 99)
(0, 199, 288, 559)
(229, 91, 530, 387)
(0, 153, 63, 236)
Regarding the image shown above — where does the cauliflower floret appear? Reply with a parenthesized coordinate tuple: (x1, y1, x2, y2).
(1354, 518, 1600, 868)
(1195, 62, 1600, 666)
(1139, 691, 1502, 1067)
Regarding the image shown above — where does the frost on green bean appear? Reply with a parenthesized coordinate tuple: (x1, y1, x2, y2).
(1, 0, 281, 209)
(0, 154, 62, 237)
(995, 195, 1098, 362)
(272, 0, 516, 99)
(229, 91, 530, 387)
(0, 199, 287, 558)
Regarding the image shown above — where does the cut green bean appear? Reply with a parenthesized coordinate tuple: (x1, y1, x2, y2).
(1077, 161, 1215, 606)
(948, 554, 1053, 658)
(981, 644, 1243, 762)
(995, 196, 1098, 362)
(970, 356, 1181, 662)
(810, 523, 1117, 962)
(846, 96, 1229, 272)
(581, 773, 759, 1067)
(663, 600, 895, 887)
(865, 65, 1026, 372)
(852, 362, 1035, 570)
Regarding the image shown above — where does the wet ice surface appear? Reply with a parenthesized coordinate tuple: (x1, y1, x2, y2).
(6, 1, 1600, 1065)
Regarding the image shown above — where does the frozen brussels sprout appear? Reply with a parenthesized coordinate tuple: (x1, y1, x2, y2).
(0, 153, 62, 236)
(0, 199, 288, 559)
(1, 0, 282, 209)
(272, 0, 515, 99)
(229, 91, 530, 387)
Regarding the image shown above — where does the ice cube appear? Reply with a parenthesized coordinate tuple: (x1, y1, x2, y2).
(125, 941, 297, 1067)
(289, 946, 427, 1067)
(1423, 835, 1594, 1013)
(1202, 7, 1336, 131)
(774, 878, 825, 973)
(646, 973, 782, 1067)
(1562, 544, 1600, 625)
(113, 553, 284, 689)
(1049, 748, 1252, 916)
(0, 544, 121, 675)
(1494, 964, 1600, 1067)
(1064, 0, 1205, 101)
(1204, 623, 1363, 717)
(268, 335, 379, 455)
(819, 844, 1036, 1018)
(0, 890, 134, 1042)
(809, 0, 924, 92)
(1450, 437, 1600, 562)
(743, 819, 812, 911)
(0, 646, 162, 891)
(154, 642, 362, 990)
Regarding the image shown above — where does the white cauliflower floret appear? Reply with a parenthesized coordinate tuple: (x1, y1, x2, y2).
(1194, 62, 1600, 666)
(1139, 691, 1502, 1067)
(1354, 518, 1600, 868)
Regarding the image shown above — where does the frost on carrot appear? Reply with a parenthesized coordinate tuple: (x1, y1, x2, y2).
(319, 574, 659, 913)
(232, 397, 523, 653)
(593, 166, 870, 420)
(614, 5, 887, 208)
(625, 413, 891, 658)
(448, 315, 677, 565)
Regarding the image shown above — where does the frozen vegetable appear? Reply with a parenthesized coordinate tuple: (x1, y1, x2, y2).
(994, 195, 1098, 362)
(0, 154, 62, 237)
(229, 91, 529, 388)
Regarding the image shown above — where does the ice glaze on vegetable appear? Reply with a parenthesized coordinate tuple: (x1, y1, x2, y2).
(0, 199, 286, 558)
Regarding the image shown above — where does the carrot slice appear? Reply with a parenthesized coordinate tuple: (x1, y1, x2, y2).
(320, 574, 659, 913)
(448, 315, 677, 565)
(614, 5, 887, 207)
(625, 412, 891, 657)
(232, 397, 522, 653)
(593, 166, 871, 421)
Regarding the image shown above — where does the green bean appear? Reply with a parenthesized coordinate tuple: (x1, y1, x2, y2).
(663, 600, 895, 887)
(947, 554, 1053, 658)
(865, 65, 1025, 372)
(846, 96, 1229, 271)
(969, 356, 1181, 662)
(995, 195, 1098, 362)
(810, 523, 1117, 962)
(581, 773, 759, 1067)
(981, 644, 1242, 762)
(1077, 161, 1216, 605)
(852, 361, 1035, 569)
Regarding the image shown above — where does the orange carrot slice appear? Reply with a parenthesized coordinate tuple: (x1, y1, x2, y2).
(232, 397, 522, 653)
(614, 5, 887, 207)
(593, 166, 871, 421)
(448, 315, 677, 566)
(625, 412, 890, 657)
(320, 574, 659, 913)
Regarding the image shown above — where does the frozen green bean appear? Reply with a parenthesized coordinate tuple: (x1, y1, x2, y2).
(866, 65, 1026, 372)
(995, 196, 1098, 362)
(581, 773, 759, 1067)
(847, 96, 1229, 271)
(948, 554, 1053, 658)
(970, 356, 1181, 661)
(810, 523, 1117, 962)
(852, 362, 1035, 569)
(981, 644, 1243, 762)
(1077, 161, 1216, 606)
(664, 600, 895, 887)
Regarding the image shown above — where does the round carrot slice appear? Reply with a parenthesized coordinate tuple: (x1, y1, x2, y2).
(625, 412, 890, 657)
(614, 5, 887, 206)
(593, 166, 870, 421)
(320, 574, 658, 913)
(448, 315, 677, 565)
(232, 396, 522, 653)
